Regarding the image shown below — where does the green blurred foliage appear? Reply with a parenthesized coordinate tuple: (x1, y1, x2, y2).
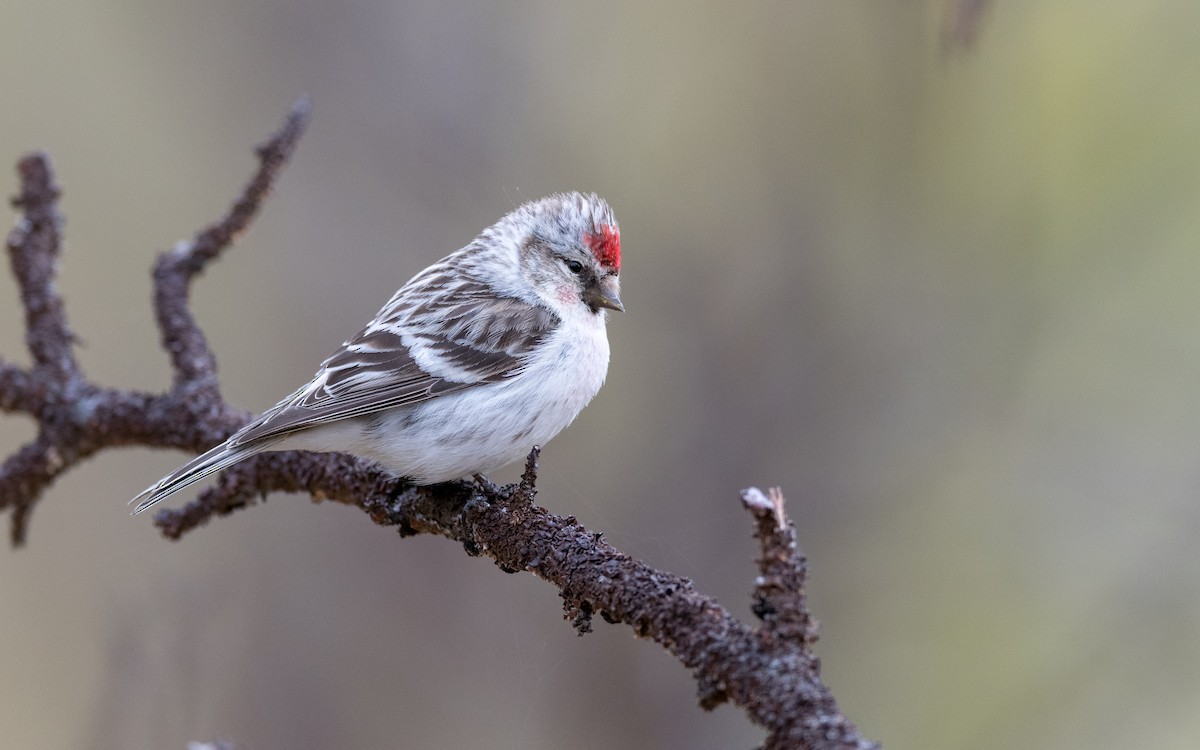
(2, 2, 1200, 748)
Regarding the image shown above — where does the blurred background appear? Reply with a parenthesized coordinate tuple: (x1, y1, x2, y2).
(2, 2, 1199, 748)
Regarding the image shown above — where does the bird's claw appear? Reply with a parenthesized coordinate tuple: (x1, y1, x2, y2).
(472, 473, 501, 496)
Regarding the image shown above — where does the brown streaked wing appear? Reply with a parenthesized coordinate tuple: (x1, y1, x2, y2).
(231, 301, 558, 446)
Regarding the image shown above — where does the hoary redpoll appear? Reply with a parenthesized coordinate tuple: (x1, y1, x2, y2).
(132, 192, 622, 514)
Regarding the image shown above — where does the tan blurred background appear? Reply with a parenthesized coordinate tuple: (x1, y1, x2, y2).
(3, 2, 1200, 748)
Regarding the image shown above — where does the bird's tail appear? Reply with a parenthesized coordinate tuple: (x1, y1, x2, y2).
(129, 437, 277, 515)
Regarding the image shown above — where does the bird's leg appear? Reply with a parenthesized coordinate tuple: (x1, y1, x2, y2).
(472, 473, 501, 496)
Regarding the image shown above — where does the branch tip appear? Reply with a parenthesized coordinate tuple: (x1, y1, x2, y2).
(12, 152, 59, 209)
(741, 486, 772, 512)
(515, 445, 541, 505)
(152, 99, 311, 390)
(741, 485, 787, 530)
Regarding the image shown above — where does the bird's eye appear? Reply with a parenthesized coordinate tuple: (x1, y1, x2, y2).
(563, 258, 584, 274)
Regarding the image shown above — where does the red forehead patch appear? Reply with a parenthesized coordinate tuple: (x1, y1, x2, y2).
(585, 224, 621, 271)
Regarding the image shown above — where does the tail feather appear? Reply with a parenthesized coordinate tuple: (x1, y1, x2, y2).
(129, 439, 277, 515)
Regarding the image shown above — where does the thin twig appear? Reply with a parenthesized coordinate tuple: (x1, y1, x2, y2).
(154, 95, 311, 392)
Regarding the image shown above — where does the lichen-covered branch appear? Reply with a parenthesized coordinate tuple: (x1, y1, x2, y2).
(0, 101, 878, 750)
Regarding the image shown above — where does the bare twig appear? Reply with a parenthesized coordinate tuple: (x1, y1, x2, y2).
(742, 487, 820, 646)
(154, 95, 310, 392)
(0, 102, 878, 749)
(2, 150, 83, 543)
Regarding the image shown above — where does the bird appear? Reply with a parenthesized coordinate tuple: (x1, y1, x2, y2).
(131, 192, 622, 514)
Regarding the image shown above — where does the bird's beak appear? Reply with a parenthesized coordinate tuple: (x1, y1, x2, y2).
(583, 275, 624, 313)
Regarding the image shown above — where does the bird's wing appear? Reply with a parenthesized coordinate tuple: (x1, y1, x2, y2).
(232, 282, 559, 446)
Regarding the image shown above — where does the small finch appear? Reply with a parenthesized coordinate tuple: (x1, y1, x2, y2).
(131, 192, 622, 514)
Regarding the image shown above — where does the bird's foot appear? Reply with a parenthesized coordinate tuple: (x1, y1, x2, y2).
(472, 473, 501, 496)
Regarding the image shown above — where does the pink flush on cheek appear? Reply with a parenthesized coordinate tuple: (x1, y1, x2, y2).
(584, 224, 621, 272)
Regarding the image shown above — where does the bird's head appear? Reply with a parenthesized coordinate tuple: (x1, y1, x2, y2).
(511, 193, 623, 319)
